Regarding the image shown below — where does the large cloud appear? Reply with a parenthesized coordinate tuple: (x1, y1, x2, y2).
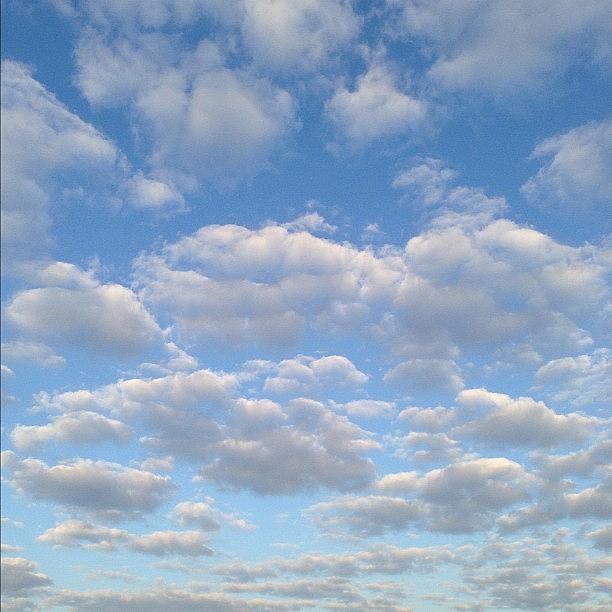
(1, 452, 174, 520)
(521, 119, 612, 209)
(134, 210, 609, 361)
(388, 0, 612, 94)
(0, 61, 119, 269)
(74, 29, 297, 190)
(326, 57, 426, 148)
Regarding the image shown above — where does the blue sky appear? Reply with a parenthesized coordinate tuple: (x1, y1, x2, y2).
(1, 1, 611, 610)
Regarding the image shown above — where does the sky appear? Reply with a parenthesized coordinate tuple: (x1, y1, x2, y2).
(0, 1, 611, 610)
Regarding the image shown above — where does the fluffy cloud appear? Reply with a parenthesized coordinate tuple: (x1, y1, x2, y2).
(383, 358, 464, 394)
(522, 119, 612, 208)
(133, 208, 609, 361)
(309, 495, 424, 536)
(37, 520, 129, 551)
(326, 58, 426, 147)
(456, 388, 597, 448)
(311, 458, 537, 536)
(198, 397, 379, 494)
(534, 348, 612, 407)
(241, 0, 359, 74)
(38, 520, 214, 557)
(127, 531, 213, 557)
(172, 500, 255, 532)
(10, 411, 132, 450)
(75, 30, 297, 190)
(388, 0, 612, 94)
(0, 341, 65, 368)
(2, 453, 174, 520)
(5, 262, 163, 356)
(263, 354, 368, 395)
(1, 556, 52, 595)
(1, 61, 119, 269)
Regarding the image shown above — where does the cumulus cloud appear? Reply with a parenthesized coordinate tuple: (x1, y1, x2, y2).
(75, 30, 297, 190)
(173, 500, 255, 532)
(521, 119, 612, 209)
(198, 397, 379, 494)
(384, 358, 464, 394)
(309, 495, 424, 536)
(326, 57, 426, 147)
(0, 340, 65, 368)
(10, 411, 132, 450)
(388, 0, 612, 94)
(1, 556, 52, 595)
(2, 453, 174, 520)
(241, 0, 360, 74)
(263, 354, 368, 395)
(455, 388, 597, 448)
(534, 348, 612, 407)
(1, 60, 120, 269)
(133, 211, 609, 361)
(38, 520, 214, 557)
(5, 262, 163, 357)
(311, 458, 537, 536)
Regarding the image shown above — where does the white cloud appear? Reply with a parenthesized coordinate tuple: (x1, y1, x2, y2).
(5, 262, 163, 357)
(2, 453, 174, 520)
(198, 397, 379, 494)
(11, 411, 132, 450)
(1, 61, 119, 269)
(241, 0, 360, 74)
(456, 388, 597, 448)
(1, 556, 52, 595)
(521, 119, 612, 208)
(0, 341, 65, 368)
(37, 520, 129, 551)
(534, 348, 612, 407)
(124, 172, 185, 212)
(263, 354, 368, 395)
(388, 0, 612, 94)
(309, 495, 424, 536)
(173, 500, 255, 532)
(127, 531, 213, 557)
(326, 58, 426, 147)
(384, 358, 464, 394)
(75, 32, 297, 190)
(340, 400, 396, 418)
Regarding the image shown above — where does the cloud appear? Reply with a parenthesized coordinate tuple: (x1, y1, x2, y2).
(312, 458, 536, 536)
(388, 0, 612, 94)
(75, 31, 297, 190)
(384, 358, 464, 394)
(1, 557, 52, 595)
(10, 411, 132, 450)
(172, 500, 255, 532)
(263, 354, 368, 395)
(37, 520, 129, 551)
(0, 341, 65, 368)
(198, 398, 379, 494)
(308, 495, 424, 536)
(5, 262, 163, 357)
(587, 526, 612, 551)
(455, 388, 597, 448)
(326, 57, 426, 147)
(397, 406, 456, 431)
(241, 0, 360, 74)
(534, 348, 612, 407)
(2, 453, 174, 520)
(392, 158, 458, 206)
(124, 172, 185, 212)
(521, 119, 612, 209)
(126, 531, 213, 557)
(1, 60, 120, 269)
(133, 210, 609, 361)
(38, 520, 214, 557)
(340, 400, 396, 418)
